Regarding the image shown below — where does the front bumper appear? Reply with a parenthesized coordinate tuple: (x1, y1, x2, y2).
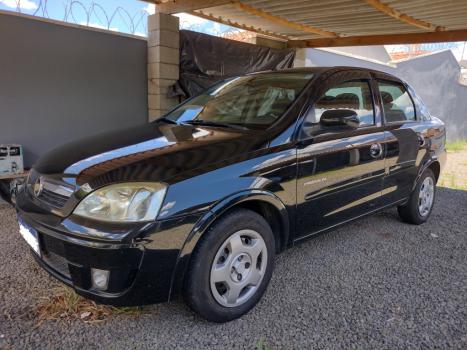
(16, 190, 204, 306)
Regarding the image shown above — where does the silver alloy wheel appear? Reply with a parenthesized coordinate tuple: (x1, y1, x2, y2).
(210, 229, 268, 308)
(418, 177, 435, 217)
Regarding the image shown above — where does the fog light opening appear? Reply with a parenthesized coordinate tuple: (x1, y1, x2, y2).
(91, 268, 110, 291)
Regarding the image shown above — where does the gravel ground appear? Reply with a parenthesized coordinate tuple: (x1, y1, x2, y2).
(1, 187, 467, 349)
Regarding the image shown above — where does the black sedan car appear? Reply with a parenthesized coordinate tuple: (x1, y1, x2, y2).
(16, 67, 446, 322)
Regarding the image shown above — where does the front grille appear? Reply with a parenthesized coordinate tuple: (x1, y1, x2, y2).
(27, 171, 74, 210)
(38, 188, 68, 209)
(42, 250, 71, 279)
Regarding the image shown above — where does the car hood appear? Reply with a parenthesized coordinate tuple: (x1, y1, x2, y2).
(34, 122, 266, 185)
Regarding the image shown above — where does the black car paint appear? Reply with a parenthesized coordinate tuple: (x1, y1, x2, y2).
(16, 67, 446, 306)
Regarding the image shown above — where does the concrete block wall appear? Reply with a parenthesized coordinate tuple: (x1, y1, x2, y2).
(147, 13, 180, 122)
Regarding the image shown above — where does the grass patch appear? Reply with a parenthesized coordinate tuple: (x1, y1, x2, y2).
(438, 172, 467, 191)
(446, 140, 467, 152)
(34, 286, 145, 327)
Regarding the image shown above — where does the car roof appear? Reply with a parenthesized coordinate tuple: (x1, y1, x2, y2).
(250, 66, 401, 82)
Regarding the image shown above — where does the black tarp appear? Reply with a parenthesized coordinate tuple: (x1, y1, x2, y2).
(175, 30, 296, 98)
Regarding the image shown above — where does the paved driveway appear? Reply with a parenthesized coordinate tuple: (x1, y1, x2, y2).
(1, 187, 466, 349)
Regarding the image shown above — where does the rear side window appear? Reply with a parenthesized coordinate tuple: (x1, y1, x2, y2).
(377, 81, 415, 122)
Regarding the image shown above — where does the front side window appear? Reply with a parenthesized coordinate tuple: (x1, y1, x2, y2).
(164, 73, 313, 130)
(300, 80, 375, 138)
(377, 80, 415, 122)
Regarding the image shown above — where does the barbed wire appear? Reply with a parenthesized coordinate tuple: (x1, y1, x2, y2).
(5, 0, 149, 36)
(4, 0, 245, 38)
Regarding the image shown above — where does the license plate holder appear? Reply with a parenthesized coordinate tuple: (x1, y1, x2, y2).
(18, 216, 41, 257)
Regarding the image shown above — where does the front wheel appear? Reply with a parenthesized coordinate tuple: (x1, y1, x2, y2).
(398, 168, 436, 225)
(184, 209, 275, 322)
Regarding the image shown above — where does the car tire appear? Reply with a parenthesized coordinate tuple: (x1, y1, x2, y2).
(183, 208, 275, 323)
(398, 168, 436, 225)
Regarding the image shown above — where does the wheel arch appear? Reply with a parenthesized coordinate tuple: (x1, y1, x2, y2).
(168, 190, 290, 300)
(413, 157, 441, 191)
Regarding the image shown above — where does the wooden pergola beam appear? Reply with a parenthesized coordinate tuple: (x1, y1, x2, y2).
(288, 29, 467, 48)
(231, 2, 338, 38)
(190, 10, 289, 41)
(152, 0, 231, 14)
(361, 0, 445, 31)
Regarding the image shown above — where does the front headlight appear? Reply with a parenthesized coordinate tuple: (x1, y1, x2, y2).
(73, 182, 167, 222)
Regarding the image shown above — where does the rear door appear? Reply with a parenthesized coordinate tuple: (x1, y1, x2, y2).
(374, 75, 421, 204)
(295, 71, 386, 240)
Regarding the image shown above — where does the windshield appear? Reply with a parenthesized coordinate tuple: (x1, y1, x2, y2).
(164, 73, 313, 130)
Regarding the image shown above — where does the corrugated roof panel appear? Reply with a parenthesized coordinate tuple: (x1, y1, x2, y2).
(153, 0, 467, 45)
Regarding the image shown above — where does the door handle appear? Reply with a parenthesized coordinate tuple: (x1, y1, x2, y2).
(370, 143, 383, 158)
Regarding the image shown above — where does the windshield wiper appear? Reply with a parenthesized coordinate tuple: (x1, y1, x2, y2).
(184, 120, 249, 131)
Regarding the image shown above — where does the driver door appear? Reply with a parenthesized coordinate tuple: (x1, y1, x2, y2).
(295, 71, 386, 240)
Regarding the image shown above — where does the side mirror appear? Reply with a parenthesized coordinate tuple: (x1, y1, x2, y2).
(320, 109, 360, 128)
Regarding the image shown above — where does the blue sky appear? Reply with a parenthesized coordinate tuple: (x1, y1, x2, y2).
(1, 0, 465, 61)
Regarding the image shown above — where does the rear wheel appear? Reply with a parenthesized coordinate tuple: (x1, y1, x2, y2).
(398, 168, 436, 225)
(184, 208, 275, 322)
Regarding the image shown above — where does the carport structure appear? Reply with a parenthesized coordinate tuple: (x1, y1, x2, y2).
(143, 0, 467, 118)
(149, 0, 467, 46)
